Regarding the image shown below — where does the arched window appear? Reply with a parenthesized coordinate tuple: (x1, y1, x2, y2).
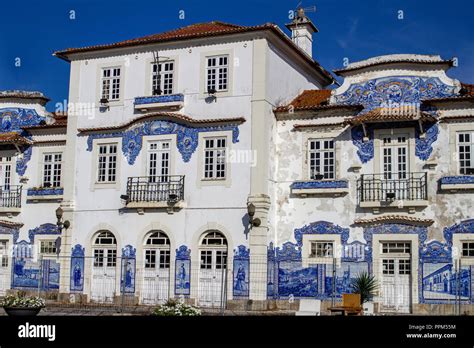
(94, 231, 117, 245)
(144, 231, 170, 269)
(145, 231, 170, 246)
(200, 231, 227, 246)
(93, 231, 117, 268)
(199, 231, 227, 270)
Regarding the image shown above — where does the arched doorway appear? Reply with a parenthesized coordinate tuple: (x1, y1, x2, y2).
(141, 231, 171, 304)
(91, 231, 117, 303)
(198, 231, 228, 307)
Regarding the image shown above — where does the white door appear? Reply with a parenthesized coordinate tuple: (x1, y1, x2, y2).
(198, 249, 227, 307)
(380, 134, 409, 200)
(0, 240, 11, 295)
(91, 248, 116, 303)
(142, 248, 170, 304)
(380, 242, 411, 313)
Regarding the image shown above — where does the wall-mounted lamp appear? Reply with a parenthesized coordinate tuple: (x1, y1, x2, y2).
(247, 203, 261, 227)
(56, 206, 71, 233)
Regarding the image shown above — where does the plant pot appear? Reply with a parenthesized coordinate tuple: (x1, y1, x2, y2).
(3, 307, 42, 316)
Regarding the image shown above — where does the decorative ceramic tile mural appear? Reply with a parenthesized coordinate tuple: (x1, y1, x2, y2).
(422, 263, 471, 300)
(175, 245, 191, 296)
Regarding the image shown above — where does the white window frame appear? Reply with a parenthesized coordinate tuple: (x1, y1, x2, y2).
(0, 155, 13, 189)
(39, 240, 57, 255)
(0, 240, 8, 267)
(302, 234, 340, 267)
(308, 139, 335, 180)
(206, 55, 229, 93)
(456, 131, 474, 175)
(144, 231, 171, 269)
(151, 60, 175, 95)
(42, 152, 63, 188)
(147, 140, 171, 182)
(373, 128, 415, 176)
(203, 137, 227, 180)
(200, 50, 233, 98)
(101, 67, 121, 101)
(309, 241, 334, 258)
(97, 143, 118, 183)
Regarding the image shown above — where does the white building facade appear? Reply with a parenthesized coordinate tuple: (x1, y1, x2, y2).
(2, 13, 474, 314)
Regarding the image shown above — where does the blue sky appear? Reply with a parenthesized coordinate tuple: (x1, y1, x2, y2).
(0, 0, 472, 111)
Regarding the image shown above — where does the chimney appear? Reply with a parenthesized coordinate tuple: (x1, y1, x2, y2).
(285, 8, 318, 58)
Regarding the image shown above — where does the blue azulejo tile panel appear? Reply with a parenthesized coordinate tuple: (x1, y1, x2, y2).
(121, 245, 136, 294)
(290, 180, 348, 189)
(175, 245, 191, 296)
(12, 257, 60, 290)
(0, 108, 46, 133)
(333, 76, 456, 110)
(440, 176, 474, 185)
(27, 188, 64, 196)
(422, 263, 470, 301)
(70, 244, 85, 292)
(134, 94, 184, 105)
(233, 245, 249, 298)
(86, 119, 240, 164)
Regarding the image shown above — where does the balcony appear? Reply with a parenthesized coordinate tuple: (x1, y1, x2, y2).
(124, 176, 185, 210)
(134, 94, 184, 112)
(0, 185, 22, 213)
(357, 172, 428, 212)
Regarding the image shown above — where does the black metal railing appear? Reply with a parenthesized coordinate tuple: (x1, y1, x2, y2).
(357, 172, 428, 203)
(0, 185, 22, 208)
(126, 176, 185, 203)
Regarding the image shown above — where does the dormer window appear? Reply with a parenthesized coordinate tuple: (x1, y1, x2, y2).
(152, 61, 174, 95)
(101, 67, 121, 101)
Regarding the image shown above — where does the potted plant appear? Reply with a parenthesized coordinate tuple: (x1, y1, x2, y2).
(152, 299, 201, 316)
(351, 271, 378, 313)
(1, 293, 45, 316)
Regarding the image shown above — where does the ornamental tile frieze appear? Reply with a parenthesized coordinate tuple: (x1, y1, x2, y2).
(334, 76, 456, 110)
(86, 119, 241, 164)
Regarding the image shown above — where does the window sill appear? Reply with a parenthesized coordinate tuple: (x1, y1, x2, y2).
(290, 180, 349, 196)
(439, 176, 474, 191)
(0, 207, 21, 214)
(26, 188, 64, 202)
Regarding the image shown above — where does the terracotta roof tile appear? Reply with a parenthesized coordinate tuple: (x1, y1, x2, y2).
(275, 90, 333, 112)
(461, 83, 474, 96)
(53, 21, 335, 84)
(0, 219, 23, 228)
(78, 112, 245, 133)
(0, 132, 33, 145)
(346, 107, 436, 125)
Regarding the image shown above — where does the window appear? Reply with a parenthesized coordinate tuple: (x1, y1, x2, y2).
(215, 250, 227, 269)
(97, 144, 117, 183)
(40, 240, 57, 255)
(0, 156, 12, 189)
(144, 232, 170, 269)
(151, 61, 174, 95)
(201, 231, 227, 246)
(399, 259, 411, 274)
(203, 138, 226, 179)
(107, 249, 117, 267)
(94, 249, 104, 267)
(95, 231, 117, 245)
(43, 153, 62, 188)
(148, 141, 170, 182)
(381, 242, 411, 254)
(206, 55, 228, 92)
(310, 242, 333, 258)
(101, 67, 121, 101)
(462, 242, 474, 257)
(381, 135, 409, 179)
(457, 132, 474, 174)
(0, 240, 8, 267)
(309, 139, 335, 180)
(382, 259, 395, 275)
(200, 250, 213, 269)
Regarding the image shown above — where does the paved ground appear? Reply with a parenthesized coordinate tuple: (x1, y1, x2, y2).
(0, 305, 296, 316)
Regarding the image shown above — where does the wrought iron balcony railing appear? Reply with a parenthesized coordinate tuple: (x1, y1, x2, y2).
(357, 172, 428, 203)
(125, 176, 185, 204)
(0, 185, 22, 208)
